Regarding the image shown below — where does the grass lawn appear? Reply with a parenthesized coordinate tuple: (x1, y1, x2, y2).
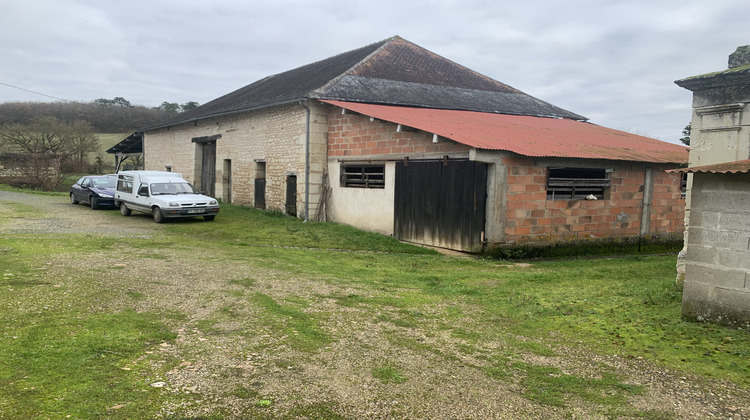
(0, 197, 748, 418)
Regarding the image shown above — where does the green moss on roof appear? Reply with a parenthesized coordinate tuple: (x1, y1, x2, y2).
(678, 64, 750, 82)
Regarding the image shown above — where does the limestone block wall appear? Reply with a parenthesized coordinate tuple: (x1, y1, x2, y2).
(144, 102, 328, 217)
(689, 103, 750, 167)
(682, 172, 750, 327)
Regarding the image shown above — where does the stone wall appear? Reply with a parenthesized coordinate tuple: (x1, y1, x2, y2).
(0, 153, 61, 189)
(682, 173, 750, 328)
(689, 103, 750, 167)
(144, 102, 328, 218)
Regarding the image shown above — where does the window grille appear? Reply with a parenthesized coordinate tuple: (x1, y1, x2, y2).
(546, 167, 610, 200)
(341, 164, 385, 189)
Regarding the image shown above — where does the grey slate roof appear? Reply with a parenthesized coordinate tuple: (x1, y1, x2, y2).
(146, 36, 585, 130)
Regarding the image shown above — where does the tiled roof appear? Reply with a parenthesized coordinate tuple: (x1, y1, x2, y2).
(324, 100, 689, 164)
(145, 36, 584, 130)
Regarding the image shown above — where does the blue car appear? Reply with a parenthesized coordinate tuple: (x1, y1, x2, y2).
(70, 175, 117, 209)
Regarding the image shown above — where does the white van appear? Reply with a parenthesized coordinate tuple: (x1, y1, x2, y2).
(114, 171, 220, 223)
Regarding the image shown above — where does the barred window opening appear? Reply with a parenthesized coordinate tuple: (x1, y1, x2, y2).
(547, 167, 610, 200)
(341, 164, 385, 189)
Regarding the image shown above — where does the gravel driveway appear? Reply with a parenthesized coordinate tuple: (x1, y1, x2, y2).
(0, 190, 157, 235)
(1, 191, 748, 419)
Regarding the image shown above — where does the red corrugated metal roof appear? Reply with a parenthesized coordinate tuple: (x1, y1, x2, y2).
(323, 100, 689, 163)
(669, 159, 750, 174)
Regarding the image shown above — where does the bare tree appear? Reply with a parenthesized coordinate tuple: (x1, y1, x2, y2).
(65, 120, 100, 172)
(0, 117, 99, 188)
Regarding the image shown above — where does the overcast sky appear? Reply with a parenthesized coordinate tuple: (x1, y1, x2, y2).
(2, 0, 749, 143)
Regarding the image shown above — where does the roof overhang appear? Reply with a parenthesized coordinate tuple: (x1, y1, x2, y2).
(667, 159, 750, 174)
(322, 100, 689, 164)
(106, 132, 143, 156)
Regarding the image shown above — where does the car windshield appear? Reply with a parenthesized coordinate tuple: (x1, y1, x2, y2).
(150, 182, 199, 195)
(91, 177, 116, 188)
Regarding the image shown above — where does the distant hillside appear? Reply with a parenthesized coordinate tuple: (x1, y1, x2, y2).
(0, 101, 178, 133)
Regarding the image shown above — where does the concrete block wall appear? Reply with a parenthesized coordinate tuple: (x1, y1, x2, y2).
(501, 155, 685, 244)
(682, 172, 750, 327)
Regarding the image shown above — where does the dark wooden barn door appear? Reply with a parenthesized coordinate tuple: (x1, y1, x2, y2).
(286, 175, 297, 216)
(201, 142, 216, 197)
(394, 160, 487, 251)
(254, 178, 266, 209)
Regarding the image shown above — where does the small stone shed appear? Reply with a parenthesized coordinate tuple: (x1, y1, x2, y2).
(674, 46, 750, 327)
(129, 36, 688, 252)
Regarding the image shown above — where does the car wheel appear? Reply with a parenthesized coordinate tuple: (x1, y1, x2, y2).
(90, 196, 99, 210)
(70, 194, 79, 205)
(152, 207, 165, 223)
(120, 203, 131, 216)
(203, 215, 216, 221)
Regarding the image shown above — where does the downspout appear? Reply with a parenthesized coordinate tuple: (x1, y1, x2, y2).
(299, 100, 310, 222)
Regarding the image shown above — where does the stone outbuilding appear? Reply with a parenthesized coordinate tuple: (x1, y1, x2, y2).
(126, 36, 688, 252)
(674, 46, 750, 328)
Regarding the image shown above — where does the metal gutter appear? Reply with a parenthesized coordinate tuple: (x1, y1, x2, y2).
(299, 100, 311, 222)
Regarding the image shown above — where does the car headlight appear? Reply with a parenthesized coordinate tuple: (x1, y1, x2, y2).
(209, 200, 218, 205)
(169, 202, 180, 207)
(97, 192, 114, 198)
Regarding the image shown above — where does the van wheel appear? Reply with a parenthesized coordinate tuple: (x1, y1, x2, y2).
(70, 194, 79, 205)
(120, 203, 131, 216)
(203, 215, 215, 221)
(152, 207, 165, 223)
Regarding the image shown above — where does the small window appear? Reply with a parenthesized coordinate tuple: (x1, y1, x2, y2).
(680, 173, 688, 199)
(547, 167, 610, 200)
(341, 164, 385, 189)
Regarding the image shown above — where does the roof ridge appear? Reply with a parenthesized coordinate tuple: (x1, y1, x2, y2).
(400, 38, 522, 94)
(309, 36, 400, 98)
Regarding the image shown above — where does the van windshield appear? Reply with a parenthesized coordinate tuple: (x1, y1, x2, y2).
(150, 182, 199, 195)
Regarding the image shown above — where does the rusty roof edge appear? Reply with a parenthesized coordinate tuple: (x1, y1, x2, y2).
(324, 100, 688, 164)
(667, 159, 750, 174)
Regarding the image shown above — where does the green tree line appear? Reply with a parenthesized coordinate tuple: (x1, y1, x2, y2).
(0, 97, 199, 133)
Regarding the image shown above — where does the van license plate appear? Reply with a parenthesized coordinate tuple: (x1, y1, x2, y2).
(187, 209, 202, 214)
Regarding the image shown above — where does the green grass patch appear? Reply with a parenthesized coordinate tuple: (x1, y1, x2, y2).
(165, 202, 438, 254)
(514, 362, 645, 412)
(372, 363, 408, 384)
(0, 310, 176, 419)
(250, 293, 330, 352)
(485, 237, 683, 260)
(0, 183, 67, 195)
